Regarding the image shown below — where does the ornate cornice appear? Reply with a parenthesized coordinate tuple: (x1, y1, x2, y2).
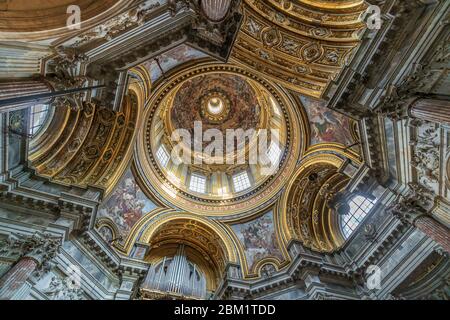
(216, 240, 358, 300)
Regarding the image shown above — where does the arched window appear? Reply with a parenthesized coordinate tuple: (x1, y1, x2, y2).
(29, 104, 50, 136)
(156, 145, 170, 167)
(232, 171, 251, 192)
(341, 195, 376, 239)
(189, 173, 206, 194)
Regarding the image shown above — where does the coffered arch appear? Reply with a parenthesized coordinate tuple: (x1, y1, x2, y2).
(0, 0, 134, 41)
(279, 153, 353, 252)
(232, 0, 368, 98)
(135, 61, 306, 217)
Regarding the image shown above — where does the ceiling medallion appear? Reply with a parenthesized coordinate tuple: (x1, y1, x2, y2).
(261, 27, 281, 47)
(301, 42, 323, 63)
(200, 91, 231, 124)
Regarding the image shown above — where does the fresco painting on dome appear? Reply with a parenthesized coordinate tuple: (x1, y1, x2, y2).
(97, 168, 157, 241)
(231, 211, 284, 273)
(171, 73, 261, 149)
(299, 95, 355, 147)
(143, 44, 208, 83)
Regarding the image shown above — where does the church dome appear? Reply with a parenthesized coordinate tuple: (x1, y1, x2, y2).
(136, 63, 304, 216)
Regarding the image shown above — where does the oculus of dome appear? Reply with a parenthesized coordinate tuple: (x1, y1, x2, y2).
(200, 91, 231, 124)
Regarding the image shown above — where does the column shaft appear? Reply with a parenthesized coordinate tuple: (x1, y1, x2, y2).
(409, 98, 450, 124)
(414, 215, 450, 254)
(0, 257, 38, 300)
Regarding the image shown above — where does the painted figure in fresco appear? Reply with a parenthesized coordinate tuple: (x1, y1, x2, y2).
(300, 96, 354, 146)
(97, 169, 156, 240)
(144, 44, 208, 82)
(234, 212, 283, 271)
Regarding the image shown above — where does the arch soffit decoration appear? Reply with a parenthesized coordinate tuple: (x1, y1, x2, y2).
(101, 72, 149, 195)
(278, 152, 357, 252)
(292, 93, 362, 161)
(117, 210, 240, 265)
(0, 0, 135, 41)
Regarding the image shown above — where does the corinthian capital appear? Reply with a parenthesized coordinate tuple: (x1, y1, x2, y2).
(20, 233, 61, 265)
(19, 233, 62, 280)
(386, 183, 435, 224)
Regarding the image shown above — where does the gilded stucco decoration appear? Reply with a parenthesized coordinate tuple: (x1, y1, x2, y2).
(0, 0, 137, 41)
(28, 91, 140, 194)
(232, 0, 367, 97)
(169, 73, 261, 149)
(280, 153, 352, 252)
(96, 166, 158, 245)
(17, 0, 373, 286)
(225, 208, 289, 278)
(135, 62, 305, 216)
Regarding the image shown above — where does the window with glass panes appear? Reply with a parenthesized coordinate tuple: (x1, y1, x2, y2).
(232, 171, 251, 192)
(29, 104, 49, 136)
(189, 173, 206, 194)
(341, 195, 376, 239)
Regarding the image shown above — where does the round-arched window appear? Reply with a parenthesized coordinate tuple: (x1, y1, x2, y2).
(341, 195, 376, 239)
(29, 104, 50, 136)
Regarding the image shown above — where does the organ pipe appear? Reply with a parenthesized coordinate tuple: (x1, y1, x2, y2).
(142, 244, 207, 299)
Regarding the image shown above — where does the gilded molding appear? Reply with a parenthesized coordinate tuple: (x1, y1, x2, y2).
(232, 2, 366, 98)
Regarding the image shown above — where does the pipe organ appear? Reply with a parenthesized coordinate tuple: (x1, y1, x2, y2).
(141, 245, 207, 300)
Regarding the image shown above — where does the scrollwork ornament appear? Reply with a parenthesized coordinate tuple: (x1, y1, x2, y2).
(0, 237, 23, 259)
